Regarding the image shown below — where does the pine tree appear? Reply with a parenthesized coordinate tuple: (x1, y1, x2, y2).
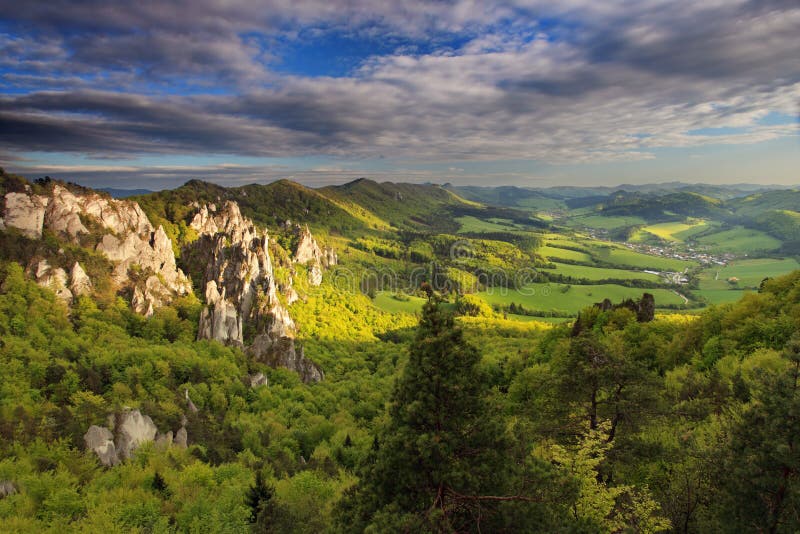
(337, 300, 559, 532)
(246, 471, 276, 530)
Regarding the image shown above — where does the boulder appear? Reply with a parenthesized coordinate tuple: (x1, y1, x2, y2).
(84, 425, 118, 467)
(249, 372, 269, 388)
(0, 480, 17, 499)
(174, 426, 188, 448)
(115, 410, 158, 460)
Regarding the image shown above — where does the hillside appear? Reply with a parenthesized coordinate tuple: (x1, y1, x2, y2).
(319, 178, 474, 232)
(135, 179, 371, 238)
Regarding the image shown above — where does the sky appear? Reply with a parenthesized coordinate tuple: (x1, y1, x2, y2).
(0, 0, 798, 190)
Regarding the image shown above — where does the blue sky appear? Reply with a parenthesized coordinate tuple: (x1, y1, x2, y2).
(0, 0, 798, 190)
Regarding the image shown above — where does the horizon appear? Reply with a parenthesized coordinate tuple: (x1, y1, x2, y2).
(1, 1, 799, 188)
(84, 177, 800, 194)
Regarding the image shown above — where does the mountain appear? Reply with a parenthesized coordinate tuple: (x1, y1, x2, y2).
(320, 178, 474, 232)
(598, 191, 728, 221)
(98, 187, 154, 198)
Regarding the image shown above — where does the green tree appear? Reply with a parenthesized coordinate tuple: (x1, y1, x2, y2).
(338, 300, 559, 532)
(715, 336, 800, 533)
(246, 470, 277, 531)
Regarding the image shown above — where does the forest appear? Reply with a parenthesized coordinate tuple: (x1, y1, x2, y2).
(1, 260, 799, 531)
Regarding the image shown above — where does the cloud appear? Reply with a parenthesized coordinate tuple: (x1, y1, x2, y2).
(0, 0, 798, 178)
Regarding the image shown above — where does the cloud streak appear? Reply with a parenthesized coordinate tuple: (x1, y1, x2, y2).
(0, 0, 798, 184)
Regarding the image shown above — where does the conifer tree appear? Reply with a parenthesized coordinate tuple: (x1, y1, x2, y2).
(337, 300, 564, 532)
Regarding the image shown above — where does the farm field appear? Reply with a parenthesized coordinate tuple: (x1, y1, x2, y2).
(477, 283, 687, 315)
(503, 314, 572, 324)
(591, 244, 696, 271)
(692, 289, 754, 305)
(541, 244, 593, 263)
(372, 292, 428, 314)
(456, 215, 520, 233)
(633, 219, 713, 242)
(540, 262, 662, 282)
(697, 258, 800, 290)
(566, 214, 647, 230)
(695, 226, 782, 254)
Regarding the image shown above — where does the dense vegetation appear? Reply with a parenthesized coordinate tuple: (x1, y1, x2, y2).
(2, 255, 800, 531)
(2, 172, 800, 531)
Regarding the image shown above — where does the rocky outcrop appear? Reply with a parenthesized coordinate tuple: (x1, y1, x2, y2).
(3, 191, 49, 238)
(293, 224, 337, 286)
(0, 480, 17, 499)
(3, 183, 190, 316)
(249, 372, 269, 388)
(174, 426, 188, 448)
(69, 262, 93, 297)
(190, 201, 323, 382)
(33, 260, 73, 304)
(571, 293, 656, 336)
(115, 410, 158, 461)
(97, 224, 190, 316)
(84, 425, 118, 467)
(84, 409, 187, 466)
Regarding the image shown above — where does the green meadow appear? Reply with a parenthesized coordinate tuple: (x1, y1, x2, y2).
(695, 226, 782, 254)
(540, 262, 662, 282)
(477, 283, 686, 315)
(697, 258, 800, 290)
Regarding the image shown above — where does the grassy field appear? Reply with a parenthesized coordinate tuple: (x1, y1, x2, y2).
(477, 283, 686, 315)
(540, 262, 662, 282)
(456, 215, 519, 233)
(695, 226, 782, 254)
(504, 314, 572, 324)
(634, 219, 713, 242)
(371, 292, 428, 314)
(566, 214, 647, 230)
(692, 289, 754, 305)
(591, 244, 696, 271)
(546, 237, 591, 251)
(541, 245, 593, 263)
(697, 258, 800, 290)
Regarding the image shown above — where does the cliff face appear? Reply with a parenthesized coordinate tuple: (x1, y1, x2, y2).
(3, 184, 191, 316)
(190, 202, 324, 382)
(293, 224, 337, 286)
(2, 184, 190, 314)
(2, 179, 330, 382)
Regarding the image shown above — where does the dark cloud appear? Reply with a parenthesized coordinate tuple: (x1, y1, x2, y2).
(0, 0, 798, 171)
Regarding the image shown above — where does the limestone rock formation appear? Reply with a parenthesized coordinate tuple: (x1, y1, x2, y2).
(292, 224, 337, 286)
(3, 183, 190, 316)
(174, 426, 188, 448)
(294, 224, 323, 265)
(0, 480, 17, 499)
(33, 260, 73, 304)
(249, 372, 269, 388)
(69, 262, 93, 297)
(84, 409, 187, 466)
(97, 224, 191, 316)
(115, 410, 158, 460)
(3, 191, 48, 238)
(84, 425, 118, 467)
(189, 201, 323, 382)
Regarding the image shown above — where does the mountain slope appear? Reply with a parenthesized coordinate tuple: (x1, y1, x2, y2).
(319, 178, 476, 232)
